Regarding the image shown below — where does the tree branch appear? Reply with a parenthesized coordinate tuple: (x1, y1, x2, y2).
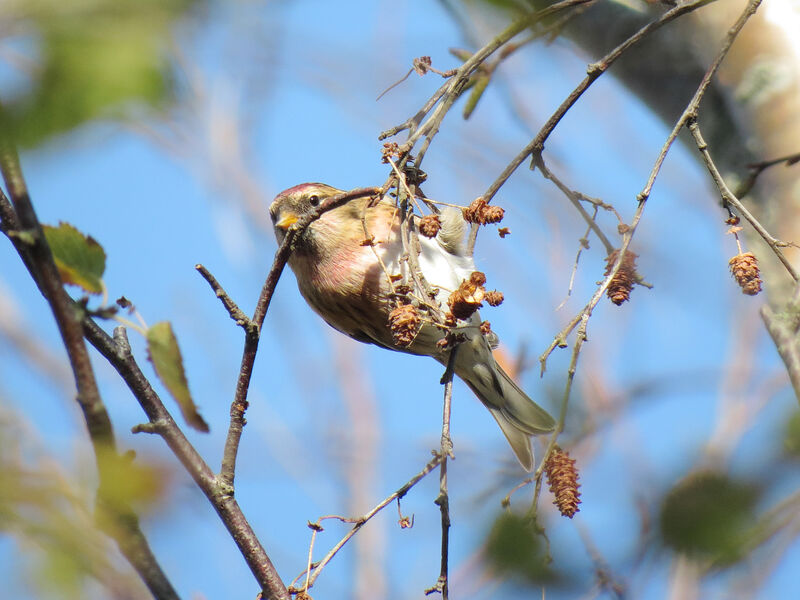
(82, 323, 290, 600)
(216, 187, 381, 490)
(291, 454, 444, 593)
(0, 140, 179, 600)
(687, 118, 798, 282)
(535, 0, 764, 496)
(483, 0, 717, 207)
(425, 349, 458, 598)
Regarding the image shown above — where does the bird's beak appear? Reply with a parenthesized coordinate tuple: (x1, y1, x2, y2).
(275, 212, 299, 230)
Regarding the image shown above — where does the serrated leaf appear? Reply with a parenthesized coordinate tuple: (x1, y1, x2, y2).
(146, 322, 209, 432)
(42, 223, 106, 294)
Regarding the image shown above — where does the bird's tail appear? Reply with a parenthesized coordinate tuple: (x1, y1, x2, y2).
(456, 348, 555, 471)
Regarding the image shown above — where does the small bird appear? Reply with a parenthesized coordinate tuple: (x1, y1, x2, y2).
(270, 183, 555, 470)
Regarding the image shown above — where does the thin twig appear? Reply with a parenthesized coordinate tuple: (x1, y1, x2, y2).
(83, 324, 290, 599)
(218, 187, 381, 489)
(425, 349, 458, 598)
(294, 454, 444, 590)
(556, 208, 597, 311)
(540, 0, 762, 375)
(379, 80, 451, 141)
(535, 155, 615, 255)
(379, 0, 593, 158)
(533, 0, 763, 503)
(576, 521, 627, 599)
(376, 67, 415, 101)
(638, 0, 761, 203)
(377, 57, 456, 102)
(686, 119, 798, 282)
(482, 0, 717, 207)
(533, 314, 589, 512)
(735, 150, 800, 198)
(195, 264, 252, 330)
(411, 0, 594, 169)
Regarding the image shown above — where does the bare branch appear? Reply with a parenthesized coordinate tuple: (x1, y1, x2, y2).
(292, 454, 444, 592)
(531, 0, 764, 507)
(534, 155, 615, 255)
(425, 348, 458, 598)
(83, 323, 290, 599)
(735, 150, 800, 199)
(483, 0, 717, 207)
(218, 186, 381, 490)
(687, 119, 798, 282)
(196, 263, 252, 330)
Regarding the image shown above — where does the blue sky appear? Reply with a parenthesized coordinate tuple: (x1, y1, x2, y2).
(1, 1, 798, 598)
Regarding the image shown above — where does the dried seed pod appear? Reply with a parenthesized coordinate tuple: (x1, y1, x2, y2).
(479, 321, 492, 335)
(485, 290, 504, 307)
(729, 252, 762, 295)
(469, 271, 486, 286)
(413, 55, 432, 75)
(544, 447, 581, 518)
(419, 214, 441, 238)
(462, 197, 505, 225)
(448, 271, 486, 320)
(381, 142, 400, 163)
(388, 304, 420, 347)
(604, 249, 638, 305)
(483, 205, 505, 224)
(462, 197, 486, 223)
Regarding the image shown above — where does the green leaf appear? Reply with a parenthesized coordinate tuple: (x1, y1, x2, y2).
(147, 322, 209, 433)
(449, 47, 474, 62)
(485, 512, 557, 584)
(463, 75, 490, 120)
(42, 222, 106, 294)
(659, 471, 760, 566)
(6, 0, 199, 147)
(783, 411, 800, 458)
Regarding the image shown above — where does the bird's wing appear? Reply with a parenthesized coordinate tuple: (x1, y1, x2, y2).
(433, 207, 468, 257)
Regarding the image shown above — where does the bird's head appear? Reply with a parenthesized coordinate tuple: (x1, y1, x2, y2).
(269, 182, 343, 243)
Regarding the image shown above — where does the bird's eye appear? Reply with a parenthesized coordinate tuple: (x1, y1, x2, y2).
(308, 195, 320, 207)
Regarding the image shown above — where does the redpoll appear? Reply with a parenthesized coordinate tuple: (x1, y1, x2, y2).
(270, 183, 555, 470)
